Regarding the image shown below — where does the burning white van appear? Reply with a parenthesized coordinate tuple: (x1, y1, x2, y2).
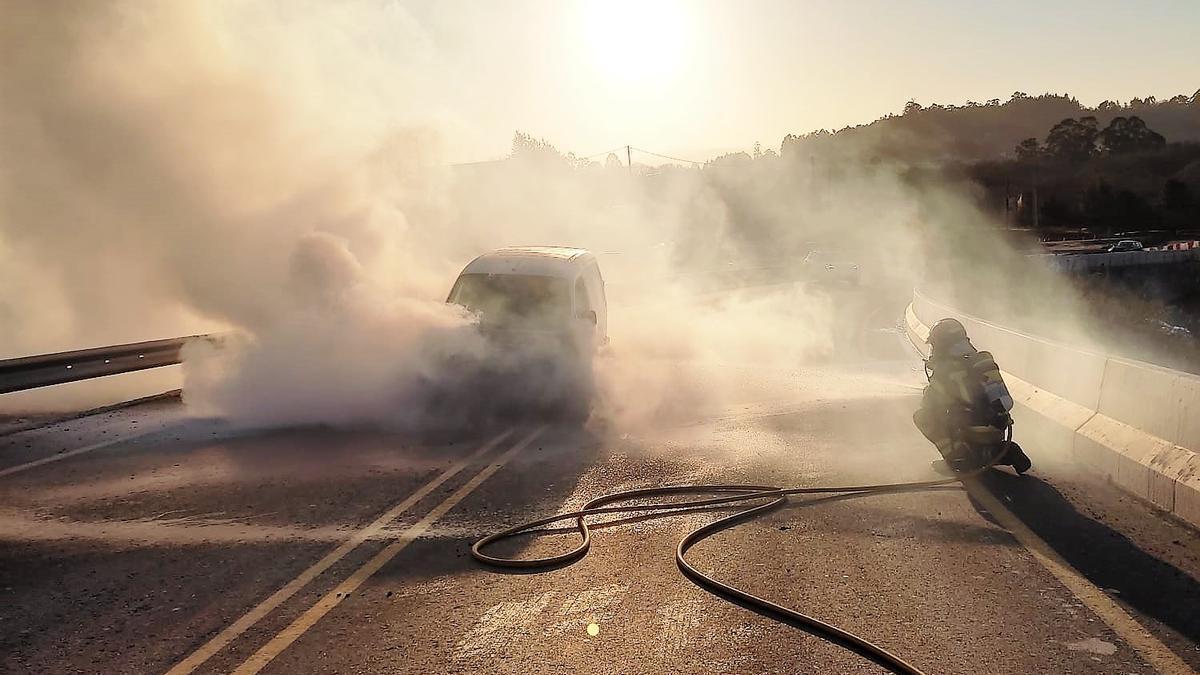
(446, 246, 607, 421)
(448, 246, 607, 356)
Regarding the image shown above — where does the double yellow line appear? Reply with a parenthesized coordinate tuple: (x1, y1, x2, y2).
(165, 425, 544, 675)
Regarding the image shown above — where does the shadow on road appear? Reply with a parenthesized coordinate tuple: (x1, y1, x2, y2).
(972, 469, 1200, 646)
(369, 422, 608, 583)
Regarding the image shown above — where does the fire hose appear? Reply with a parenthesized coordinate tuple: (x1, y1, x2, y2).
(472, 430, 1015, 675)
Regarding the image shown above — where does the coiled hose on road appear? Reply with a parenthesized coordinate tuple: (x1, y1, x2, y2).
(472, 434, 1015, 675)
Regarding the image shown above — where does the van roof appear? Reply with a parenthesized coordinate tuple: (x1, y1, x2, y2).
(461, 246, 595, 277)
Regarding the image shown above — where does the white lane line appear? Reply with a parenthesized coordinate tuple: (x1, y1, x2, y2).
(229, 425, 545, 675)
(162, 427, 516, 675)
(966, 481, 1194, 675)
(0, 426, 173, 479)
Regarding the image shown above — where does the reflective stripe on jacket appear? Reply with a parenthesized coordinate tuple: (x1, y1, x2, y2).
(924, 350, 1012, 414)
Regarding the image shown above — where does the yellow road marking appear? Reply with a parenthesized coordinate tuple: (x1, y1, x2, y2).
(230, 425, 545, 675)
(966, 480, 1195, 675)
(163, 428, 516, 675)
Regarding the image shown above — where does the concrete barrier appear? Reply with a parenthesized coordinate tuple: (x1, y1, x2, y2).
(1024, 338, 1106, 411)
(1046, 248, 1200, 273)
(907, 289, 1200, 530)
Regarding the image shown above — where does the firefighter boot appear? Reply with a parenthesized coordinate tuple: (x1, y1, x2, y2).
(1006, 441, 1032, 474)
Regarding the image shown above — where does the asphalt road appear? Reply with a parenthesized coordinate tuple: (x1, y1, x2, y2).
(1, 283, 1198, 674)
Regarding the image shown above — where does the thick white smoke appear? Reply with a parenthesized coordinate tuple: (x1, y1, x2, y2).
(0, 1, 952, 435)
(0, 2, 482, 426)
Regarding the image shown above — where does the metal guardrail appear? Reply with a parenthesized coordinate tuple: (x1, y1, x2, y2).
(0, 335, 213, 395)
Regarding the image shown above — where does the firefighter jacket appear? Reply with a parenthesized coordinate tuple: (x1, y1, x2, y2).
(922, 349, 1014, 428)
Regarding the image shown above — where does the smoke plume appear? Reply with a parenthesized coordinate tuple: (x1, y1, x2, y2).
(0, 1, 963, 436)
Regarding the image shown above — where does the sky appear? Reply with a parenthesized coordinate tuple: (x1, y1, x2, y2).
(380, 0, 1199, 163)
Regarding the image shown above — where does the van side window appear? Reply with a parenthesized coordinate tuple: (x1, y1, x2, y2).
(588, 261, 606, 305)
(575, 277, 591, 313)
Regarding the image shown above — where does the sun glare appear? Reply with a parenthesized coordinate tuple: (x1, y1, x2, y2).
(581, 0, 688, 86)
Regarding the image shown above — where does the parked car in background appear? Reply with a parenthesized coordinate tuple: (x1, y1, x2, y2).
(1106, 240, 1145, 253)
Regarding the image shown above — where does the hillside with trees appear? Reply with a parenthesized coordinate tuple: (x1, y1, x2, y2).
(965, 114, 1200, 235)
(781, 91, 1200, 164)
(776, 91, 1200, 237)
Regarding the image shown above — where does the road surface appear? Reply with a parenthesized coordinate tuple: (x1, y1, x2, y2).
(1, 284, 1197, 674)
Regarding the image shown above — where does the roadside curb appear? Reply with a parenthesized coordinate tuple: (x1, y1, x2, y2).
(0, 389, 181, 438)
(905, 300, 1200, 530)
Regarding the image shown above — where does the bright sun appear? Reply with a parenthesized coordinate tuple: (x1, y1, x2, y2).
(581, 0, 688, 86)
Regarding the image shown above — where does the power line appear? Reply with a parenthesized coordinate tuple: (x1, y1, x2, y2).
(573, 145, 707, 166)
(630, 146, 705, 166)
(577, 146, 626, 161)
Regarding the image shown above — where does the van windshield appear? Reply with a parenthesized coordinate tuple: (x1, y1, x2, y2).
(448, 273, 570, 328)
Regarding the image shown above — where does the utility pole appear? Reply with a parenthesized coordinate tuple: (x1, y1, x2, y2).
(626, 145, 632, 176)
(1032, 167, 1040, 230)
(1004, 181, 1011, 224)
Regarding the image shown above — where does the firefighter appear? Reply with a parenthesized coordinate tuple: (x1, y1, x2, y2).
(913, 318, 1032, 473)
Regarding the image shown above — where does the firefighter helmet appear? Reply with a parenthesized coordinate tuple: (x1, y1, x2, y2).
(927, 318, 969, 349)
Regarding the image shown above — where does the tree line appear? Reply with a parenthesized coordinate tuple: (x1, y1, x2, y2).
(785, 91, 1200, 237)
(969, 113, 1200, 235)
(781, 90, 1200, 163)
(1015, 115, 1165, 161)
